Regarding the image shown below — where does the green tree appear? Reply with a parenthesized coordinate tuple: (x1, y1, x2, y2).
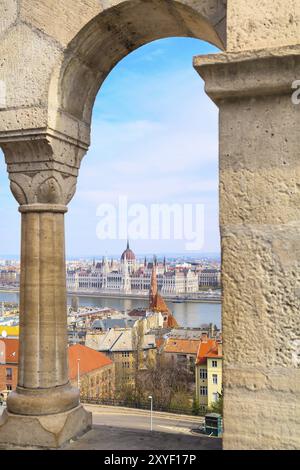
(192, 397, 200, 416)
(208, 392, 223, 415)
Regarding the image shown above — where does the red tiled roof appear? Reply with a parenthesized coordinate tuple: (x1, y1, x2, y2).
(0, 338, 19, 363)
(163, 338, 200, 355)
(196, 339, 222, 365)
(68, 344, 112, 380)
(0, 340, 113, 378)
(166, 313, 179, 328)
(155, 338, 165, 350)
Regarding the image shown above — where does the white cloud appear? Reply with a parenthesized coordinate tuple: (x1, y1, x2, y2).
(0, 39, 220, 255)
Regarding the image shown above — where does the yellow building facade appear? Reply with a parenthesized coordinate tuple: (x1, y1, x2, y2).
(195, 340, 222, 411)
(0, 326, 19, 338)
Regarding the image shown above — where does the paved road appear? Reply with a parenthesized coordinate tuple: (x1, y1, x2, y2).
(66, 405, 220, 450)
(0, 404, 221, 450)
(84, 404, 205, 434)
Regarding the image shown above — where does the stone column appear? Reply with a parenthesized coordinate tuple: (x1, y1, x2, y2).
(195, 47, 300, 450)
(0, 138, 92, 448)
(8, 204, 78, 415)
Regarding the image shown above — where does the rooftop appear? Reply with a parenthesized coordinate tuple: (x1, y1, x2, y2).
(163, 338, 201, 355)
(196, 339, 222, 365)
(68, 344, 112, 380)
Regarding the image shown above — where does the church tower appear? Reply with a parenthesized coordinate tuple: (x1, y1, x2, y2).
(149, 256, 178, 328)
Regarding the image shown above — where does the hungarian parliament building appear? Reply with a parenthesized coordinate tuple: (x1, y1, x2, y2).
(66, 242, 220, 295)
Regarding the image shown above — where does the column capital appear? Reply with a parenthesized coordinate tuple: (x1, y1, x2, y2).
(19, 204, 68, 214)
(194, 45, 300, 103)
(1, 134, 87, 206)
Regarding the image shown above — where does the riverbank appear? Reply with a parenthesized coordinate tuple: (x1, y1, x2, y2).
(0, 289, 222, 328)
(0, 287, 221, 304)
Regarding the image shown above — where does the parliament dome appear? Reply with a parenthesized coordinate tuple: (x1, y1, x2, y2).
(121, 241, 136, 262)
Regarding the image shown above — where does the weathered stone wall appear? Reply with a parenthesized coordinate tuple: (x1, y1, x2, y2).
(195, 49, 300, 449)
(0, 0, 226, 145)
(227, 0, 300, 51)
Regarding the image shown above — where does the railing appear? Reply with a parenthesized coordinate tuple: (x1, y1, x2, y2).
(80, 396, 206, 416)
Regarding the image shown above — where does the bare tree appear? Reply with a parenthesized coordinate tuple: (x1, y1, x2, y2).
(135, 355, 194, 411)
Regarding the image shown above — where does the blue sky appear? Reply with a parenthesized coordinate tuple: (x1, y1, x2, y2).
(0, 38, 220, 258)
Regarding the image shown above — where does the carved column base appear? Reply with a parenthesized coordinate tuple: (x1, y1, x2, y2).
(7, 383, 79, 416)
(0, 405, 92, 449)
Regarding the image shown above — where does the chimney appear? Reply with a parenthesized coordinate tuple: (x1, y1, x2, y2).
(201, 332, 208, 343)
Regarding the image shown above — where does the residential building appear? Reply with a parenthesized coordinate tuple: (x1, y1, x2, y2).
(0, 269, 20, 286)
(169, 325, 221, 340)
(86, 327, 157, 390)
(0, 338, 18, 395)
(198, 269, 221, 288)
(0, 339, 115, 400)
(0, 326, 19, 337)
(69, 344, 115, 399)
(195, 338, 222, 411)
(162, 337, 201, 371)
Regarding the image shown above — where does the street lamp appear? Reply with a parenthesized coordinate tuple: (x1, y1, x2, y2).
(148, 395, 153, 431)
(77, 357, 81, 396)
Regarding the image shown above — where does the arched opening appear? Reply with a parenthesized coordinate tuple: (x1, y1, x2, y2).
(49, 0, 226, 142)
(66, 36, 221, 447)
(58, 0, 224, 442)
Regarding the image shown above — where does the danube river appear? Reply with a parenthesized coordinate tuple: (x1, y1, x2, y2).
(0, 291, 221, 329)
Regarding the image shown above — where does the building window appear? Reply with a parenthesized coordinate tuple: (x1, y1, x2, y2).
(6, 368, 12, 380)
(200, 386, 207, 396)
(6, 384, 12, 391)
(212, 360, 218, 368)
(199, 369, 207, 379)
(212, 374, 218, 384)
(212, 392, 219, 402)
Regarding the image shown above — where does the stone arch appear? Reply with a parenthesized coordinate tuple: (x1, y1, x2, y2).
(49, 0, 226, 145)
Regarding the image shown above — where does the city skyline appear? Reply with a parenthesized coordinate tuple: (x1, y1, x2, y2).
(0, 251, 221, 261)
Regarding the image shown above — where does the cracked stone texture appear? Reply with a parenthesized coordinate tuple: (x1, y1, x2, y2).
(0, 22, 62, 108)
(0, 1, 299, 139)
(0, 1, 18, 37)
(219, 88, 300, 450)
(194, 49, 300, 448)
(0, 0, 226, 139)
(19, 0, 226, 48)
(0, 406, 92, 448)
(227, 0, 300, 51)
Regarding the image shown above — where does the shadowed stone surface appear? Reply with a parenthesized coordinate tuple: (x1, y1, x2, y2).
(65, 425, 221, 451)
(0, 405, 92, 449)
